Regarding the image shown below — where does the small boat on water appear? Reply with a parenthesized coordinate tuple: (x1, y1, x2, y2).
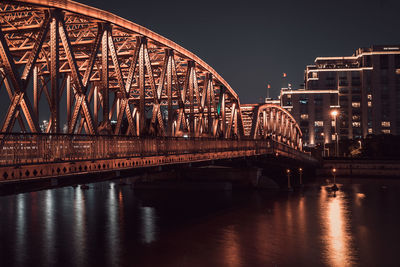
(325, 184, 339, 192)
(331, 184, 339, 191)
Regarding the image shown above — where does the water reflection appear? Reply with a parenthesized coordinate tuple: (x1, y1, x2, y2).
(44, 190, 55, 266)
(15, 194, 27, 266)
(320, 188, 355, 267)
(74, 188, 86, 266)
(140, 206, 157, 244)
(222, 225, 241, 267)
(2, 180, 400, 266)
(107, 183, 120, 266)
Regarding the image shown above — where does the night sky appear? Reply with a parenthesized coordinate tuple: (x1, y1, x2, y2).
(77, 0, 400, 103)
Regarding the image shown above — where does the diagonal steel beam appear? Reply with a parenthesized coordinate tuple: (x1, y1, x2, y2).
(58, 13, 95, 134)
(82, 23, 103, 89)
(0, 25, 39, 132)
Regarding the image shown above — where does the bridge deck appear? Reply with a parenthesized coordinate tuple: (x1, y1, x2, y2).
(0, 134, 315, 183)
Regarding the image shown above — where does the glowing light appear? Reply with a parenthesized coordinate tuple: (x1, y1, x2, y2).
(222, 226, 241, 267)
(331, 110, 338, 117)
(320, 189, 355, 266)
(356, 193, 366, 199)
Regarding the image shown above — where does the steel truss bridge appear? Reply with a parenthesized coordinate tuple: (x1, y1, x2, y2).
(0, 0, 313, 182)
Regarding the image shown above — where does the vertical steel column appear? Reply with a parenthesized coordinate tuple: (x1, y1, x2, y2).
(263, 110, 267, 136)
(101, 27, 109, 127)
(33, 66, 38, 121)
(138, 37, 146, 135)
(94, 85, 98, 126)
(66, 74, 71, 124)
(207, 73, 212, 134)
(50, 11, 60, 133)
(188, 61, 195, 135)
(220, 87, 226, 136)
(116, 93, 120, 119)
(166, 49, 173, 135)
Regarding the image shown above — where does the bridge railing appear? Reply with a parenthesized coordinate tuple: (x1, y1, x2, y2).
(0, 133, 277, 166)
(272, 141, 316, 164)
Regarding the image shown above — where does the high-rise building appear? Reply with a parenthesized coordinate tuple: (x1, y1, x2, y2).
(280, 45, 400, 147)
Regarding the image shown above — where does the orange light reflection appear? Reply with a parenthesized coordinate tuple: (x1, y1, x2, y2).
(320, 189, 355, 267)
(223, 225, 241, 267)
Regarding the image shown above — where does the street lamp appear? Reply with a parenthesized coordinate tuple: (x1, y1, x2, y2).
(332, 168, 337, 184)
(331, 110, 339, 157)
(286, 169, 291, 189)
(331, 167, 338, 191)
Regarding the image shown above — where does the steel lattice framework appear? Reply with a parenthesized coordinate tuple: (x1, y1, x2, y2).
(241, 104, 303, 150)
(0, 0, 302, 147)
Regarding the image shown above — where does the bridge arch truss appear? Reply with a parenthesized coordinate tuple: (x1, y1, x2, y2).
(0, 0, 302, 148)
(0, 0, 245, 138)
(241, 104, 303, 150)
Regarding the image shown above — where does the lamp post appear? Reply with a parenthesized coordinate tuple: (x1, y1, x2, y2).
(331, 110, 339, 157)
(332, 168, 337, 184)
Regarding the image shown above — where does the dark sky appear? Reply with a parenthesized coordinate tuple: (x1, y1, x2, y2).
(78, 0, 400, 104)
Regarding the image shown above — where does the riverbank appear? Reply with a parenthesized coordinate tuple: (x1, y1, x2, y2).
(317, 158, 400, 178)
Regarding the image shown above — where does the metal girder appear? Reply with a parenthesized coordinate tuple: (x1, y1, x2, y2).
(50, 11, 60, 133)
(242, 103, 303, 149)
(0, 0, 304, 153)
(138, 37, 145, 135)
(57, 12, 95, 134)
(108, 26, 136, 135)
(166, 49, 173, 135)
(0, 22, 39, 132)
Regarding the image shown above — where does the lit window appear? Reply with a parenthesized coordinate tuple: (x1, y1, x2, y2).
(332, 134, 336, 140)
(352, 102, 361, 108)
(367, 94, 372, 100)
(315, 121, 323, 127)
(382, 129, 391, 134)
(312, 72, 318, 78)
(368, 128, 373, 134)
(368, 101, 372, 107)
(352, 122, 361, 127)
(287, 94, 291, 99)
(300, 114, 309, 120)
(331, 121, 336, 127)
(352, 115, 360, 120)
(382, 121, 391, 127)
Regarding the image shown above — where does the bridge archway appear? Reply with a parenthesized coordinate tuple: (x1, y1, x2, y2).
(241, 104, 303, 150)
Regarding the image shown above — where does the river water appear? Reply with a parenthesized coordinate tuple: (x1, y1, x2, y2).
(1, 178, 399, 267)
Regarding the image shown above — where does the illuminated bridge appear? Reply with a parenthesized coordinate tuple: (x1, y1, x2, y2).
(0, 0, 315, 183)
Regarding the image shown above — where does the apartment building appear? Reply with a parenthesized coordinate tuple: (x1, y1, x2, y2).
(280, 45, 400, 147)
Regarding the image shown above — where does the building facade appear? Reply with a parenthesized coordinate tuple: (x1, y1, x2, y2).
(280, 89, 339, 147)
(281, 45, 400, 147)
